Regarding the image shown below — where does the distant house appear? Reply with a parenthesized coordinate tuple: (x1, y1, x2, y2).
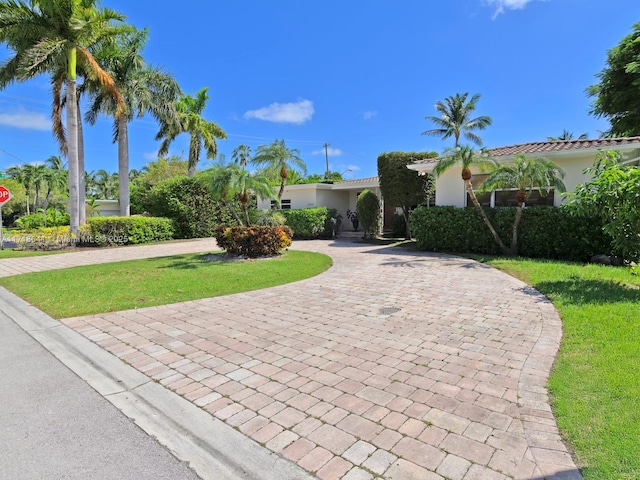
(407, 137, 640, 208)
(256, 177, 398, 231)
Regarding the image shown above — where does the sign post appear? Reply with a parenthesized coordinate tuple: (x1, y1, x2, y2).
(0, 185, 13, 250)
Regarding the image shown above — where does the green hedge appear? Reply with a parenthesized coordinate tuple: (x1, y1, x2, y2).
(86, 216, 174, 246)
(213, 225, 293, 257)
(141, 176, 241, 239)
(14, 210, 70, 229)
(281, 207, 338, 239)
(411, 206, 612, 262)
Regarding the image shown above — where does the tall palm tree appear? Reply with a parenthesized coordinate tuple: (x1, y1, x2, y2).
(480, 155, 566, 255)
(91, 169, 118, 199)
(86, 28, 181, 216)
(423, 93, 492, 147)
(29, 163, 48, 211)
(0, 0, 127, 236)
(251, 139, 307, 207)
(232, 144, 252, 169)
(156, 87, 226, 177)
(547, 130, 589, 142)
(434, 145, 509, 254)
(204, 166, 243, 225)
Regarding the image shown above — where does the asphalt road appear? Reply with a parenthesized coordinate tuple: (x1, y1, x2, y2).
(0, 312, 201, 480)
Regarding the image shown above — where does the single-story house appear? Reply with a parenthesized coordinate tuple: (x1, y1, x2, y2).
(256, 177, 398, 231)
(407, 137, 640, 208)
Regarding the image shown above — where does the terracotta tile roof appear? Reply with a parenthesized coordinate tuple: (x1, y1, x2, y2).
(411, 136, 640, 166)
(335, 176, 379, 185)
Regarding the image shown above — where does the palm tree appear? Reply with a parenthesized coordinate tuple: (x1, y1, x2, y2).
(423, 93, 493, 148)
(232, 144, 252, 169)
(7, 164, 32, 214)
(547, 130, 589, 141)
(86, 28, 181, 216)
(434, 145, 509, 254)
(91, 169, 118, 199)
(251, 139, 307, 207)
(204, 166, 243, 225)
(156, 87, 226, 177)
(480, 155, 566, 255)
(0, 0, 127, 236)
(29, 163, 48, 211)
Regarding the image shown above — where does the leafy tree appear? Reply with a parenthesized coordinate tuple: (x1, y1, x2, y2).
(0, 0, 127, 236)
(422, 93, 492, 147)
(479, 155, 566, 255)
(138, 156, 188, 186)
(232, 144, 252, 168)
(434, 145, 509, 254)
(356, 189, 381, 239)
(588, 22, 640, 137)
(377, 151, 438, 239)
(568, 149, 640, 262)
(88, 169, 118, 199)
(547, 130, 588, 141)
(156, 87, 227, 176)
(7, 164, 34, 214)
(251, 139, 307, 206)
(0, 178, 27, 217)
(86, 27, 181, 216)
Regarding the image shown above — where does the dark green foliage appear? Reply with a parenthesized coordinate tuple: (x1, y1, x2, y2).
(356, 189, 381, 239)
(411, 206, 611, 262)
(281, 207, 337, 239)
(213, 225, 293, 258)
(86, 216, 174, 246)
(392, 214, 407, 238)
(142, 176, 241, 238)
(377, 151, 437, 239)
(588, 22, 640, 137)
(15, 210, 70, 229)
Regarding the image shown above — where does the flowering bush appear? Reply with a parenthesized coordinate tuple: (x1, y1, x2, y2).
(213, 225, 293, 257)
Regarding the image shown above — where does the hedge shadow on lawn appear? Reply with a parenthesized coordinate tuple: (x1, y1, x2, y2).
(535, 277, 640, 305)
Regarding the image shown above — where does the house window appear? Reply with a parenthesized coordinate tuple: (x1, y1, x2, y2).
(270, 199, 292, 210)
(466, 174, 555, 207)
(465, 174, 491, 207)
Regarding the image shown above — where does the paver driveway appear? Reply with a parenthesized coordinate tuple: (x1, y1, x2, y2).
(51, 239, 579, 479)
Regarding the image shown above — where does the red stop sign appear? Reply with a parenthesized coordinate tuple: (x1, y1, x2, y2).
(0, 185, 12, 206)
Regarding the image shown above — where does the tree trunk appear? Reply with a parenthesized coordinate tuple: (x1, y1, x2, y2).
(222, 199, 243, 226)
(78, 105, 86, 225)
(66, 77, 80, 238)
(241, 202, 250, 226)
(276, 180, 285, 209)
(402, 206, 411, 240)
(465, 179, 509, 255)
(118, 116, 130, 216)
(510, 204, 524, 256)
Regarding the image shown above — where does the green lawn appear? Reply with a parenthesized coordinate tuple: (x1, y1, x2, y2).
(471, 256, 640, 480)
(0, 248, 67, 258)
(0, 250, 332, 318)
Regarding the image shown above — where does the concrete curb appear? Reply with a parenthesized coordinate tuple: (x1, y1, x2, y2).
(0, 287, 316, 480)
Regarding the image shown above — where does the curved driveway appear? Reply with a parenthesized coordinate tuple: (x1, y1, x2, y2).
(11, 239, 580, 479)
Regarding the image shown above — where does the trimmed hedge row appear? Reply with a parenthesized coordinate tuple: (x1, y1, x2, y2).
(281, 207, 338, 239)
(411, 206, 612, 262)
(213, 225, 293, 257)
(87, 216, 174, 246)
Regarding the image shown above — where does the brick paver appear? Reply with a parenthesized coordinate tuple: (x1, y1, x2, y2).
(12, 238, 580, 479)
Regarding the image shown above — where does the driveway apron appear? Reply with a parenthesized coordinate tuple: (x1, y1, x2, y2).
(6, 239, 581, 479)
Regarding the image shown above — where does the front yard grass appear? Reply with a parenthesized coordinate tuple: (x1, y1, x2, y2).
(0, 250, 331, 318)
(471, 255, 640, 480)
(0, 248, 67, 258)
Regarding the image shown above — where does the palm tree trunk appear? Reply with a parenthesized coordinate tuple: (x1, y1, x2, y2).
(510, 204, 524, 256)
(78, 106, 87, 225)
(222, 199, 243, 226)
(465, 180, 509, 255)
(118, 116, 130, 216)
(66, 77, 80, 237)
(276, 180, 285, 209)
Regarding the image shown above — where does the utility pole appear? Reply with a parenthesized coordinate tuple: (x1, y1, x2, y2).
(324, 142, 330, 179)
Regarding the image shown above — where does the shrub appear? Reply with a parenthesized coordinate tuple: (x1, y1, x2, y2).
(86, 216, 174, 246)
(14, 209, 70, 229)
(356, 189, 381, 239)
(392, 214, 406, 238)
(213, 225, 293, 257)
(411, 205, 611, 262)
(143, 176, 240, 238)
(281, 207, 336, 239)
(10, 225, 89, 250)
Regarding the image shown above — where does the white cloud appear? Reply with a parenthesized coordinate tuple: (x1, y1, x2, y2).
(312, 147, 343, 156)
(485, 0, 541, 18)
(0, 110, 50, 131)
(143, 151, 158, 160)
(244, 99, 314, 124)
(363, 110, 378, 120)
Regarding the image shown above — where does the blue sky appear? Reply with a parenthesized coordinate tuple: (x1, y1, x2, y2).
(1, 0, 639, 179)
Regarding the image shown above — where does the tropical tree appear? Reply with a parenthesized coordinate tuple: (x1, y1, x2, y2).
(156, 87, 227, 177)
(0, 0, 127, 236)
(232, 144, 252, 169)
(251, 139, 307, 207)
(422, 93, 492, 148)
(41, 158, 68, 217)
(89, 169, 118, 199)
(29, 163, 48, 211)
(6, 164, 33, 214)
(86, 27, 181, 216)
(547, 130, 588, 141)
(479, 155, 566, 255)
(588, 21, 640, 137)
(434, 145, 509, 254)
